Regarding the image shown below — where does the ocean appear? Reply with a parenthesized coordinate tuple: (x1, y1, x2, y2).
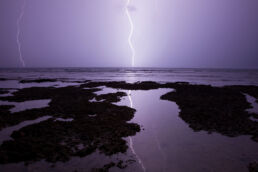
(0, 68, 258, 172)
(0, 68, 258, 87)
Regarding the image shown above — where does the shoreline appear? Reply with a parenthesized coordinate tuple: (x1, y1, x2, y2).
(0, 80, 258, 171)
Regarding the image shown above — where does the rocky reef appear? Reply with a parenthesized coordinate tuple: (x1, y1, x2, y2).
(0, 85, 139, 164)
(0, 80, 258, 171)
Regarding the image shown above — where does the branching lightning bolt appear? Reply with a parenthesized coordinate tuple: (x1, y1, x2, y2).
(16, 0, 26, 67)
(125, 0, 135, 67)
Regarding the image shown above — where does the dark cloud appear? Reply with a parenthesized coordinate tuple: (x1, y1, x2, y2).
(127, 5, 137, 12)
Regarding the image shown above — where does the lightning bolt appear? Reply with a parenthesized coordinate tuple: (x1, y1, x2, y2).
(16, 0, 26, 67)
(125, 0, 135, 67)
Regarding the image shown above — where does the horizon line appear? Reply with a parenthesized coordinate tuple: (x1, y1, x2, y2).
(0, 66, 258, 70)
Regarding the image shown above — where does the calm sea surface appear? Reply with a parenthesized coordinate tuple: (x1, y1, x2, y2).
(0, 68, 258, 86)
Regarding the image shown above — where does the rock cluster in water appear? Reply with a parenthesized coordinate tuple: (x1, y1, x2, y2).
(0, 85, 139, 164)
(0, 80, 258, 171)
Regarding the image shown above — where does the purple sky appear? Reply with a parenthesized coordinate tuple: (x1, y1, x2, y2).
(0, 0, 258, 68)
